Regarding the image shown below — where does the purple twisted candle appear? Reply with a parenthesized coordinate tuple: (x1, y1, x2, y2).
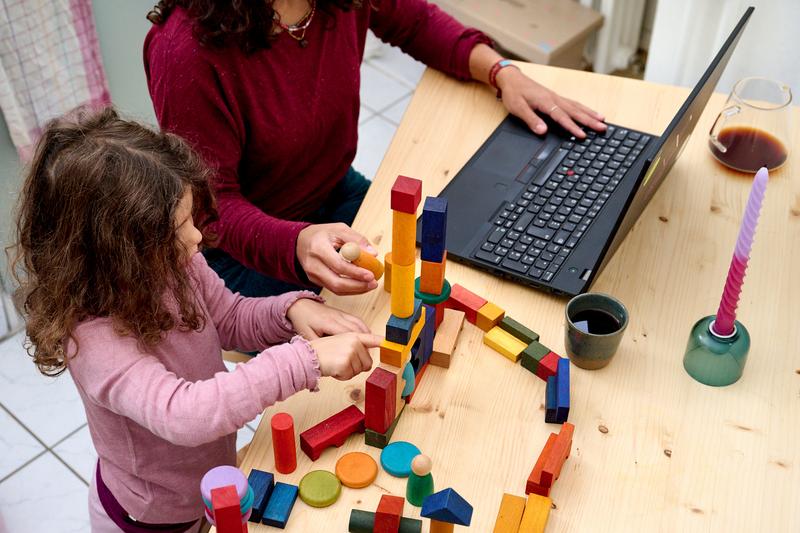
(713, 167, 769, 336)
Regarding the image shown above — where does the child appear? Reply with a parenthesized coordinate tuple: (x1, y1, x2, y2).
(11, 107, 381, 532)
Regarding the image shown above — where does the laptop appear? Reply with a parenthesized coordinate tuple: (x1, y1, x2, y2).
(421, 7, 754, 297)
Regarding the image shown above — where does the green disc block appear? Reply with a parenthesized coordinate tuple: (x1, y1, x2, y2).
(521, 341, 550, 375)
(414, 278, 451, 305)
(298, 470, 341, 508)
(406, 472, 434, 507)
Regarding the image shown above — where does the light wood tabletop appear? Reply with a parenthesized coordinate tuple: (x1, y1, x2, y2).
(236, 63, 799, 532)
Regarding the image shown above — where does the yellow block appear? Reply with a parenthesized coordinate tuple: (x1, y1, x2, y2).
(483, 326, 527, 363)
(380, 307, 426, 367)
(383, 252, 393, 293)
(392, 210, 417, 265)
(476, 301, 506, 332)
(430, 520, 454, 533)
(518, 494, 551, 533)
(390, 261, 415, 318)
(492, 493, 527, 533)
(420, 252, 447, 294)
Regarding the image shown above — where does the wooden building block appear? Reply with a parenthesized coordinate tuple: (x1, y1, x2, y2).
(391, 261, 416, 318)
(365, 367, 397, 433)
(405, 360, 428, 403)
(420, 488, 473, 526)
(392, 210, 417, 266)
(381, 307, 426, 367)
(211, 485, 241, 533)
(433, 300, 446, 329)
(415, 277, 451, 303)
(375, 494, 405, 533)
(416, 304, 436, 369)
(421, 196, 447, 243)
(430, 309, 465, 368)
(262, 482, 298, 528)
(348, 509, 422, 533)
(299, 405, 365, 461)
(499, 316, 540, 344)
(420, 253, 447, 295)
(544, 376, 558, 424)
(391, 175, 422, 214)
(483, 326, 528, 363)
(429, 520, 454, 533)
(384, 252, 393, 293)
(365, 403, 405, 449)
(540, 422, 575, 487)
(247, 469, 274, 523)
(492, 493, 526, 533)
(386, 299, 423, 344)
(520, 342, 550, 375)
(406, 455, 434, 507)
(556, 357, 570, 423)
(476, 302, 506, 332)
(340, 242, 384, 280)
(379, 363, 406, 410)
(518, 494, 551, 533)
(536, 352, 560, 381)
(446, 284, 487, 324)
(271, 413, 297, 474)
(402, 361, 416, 397)
(527, 433, 557, 496)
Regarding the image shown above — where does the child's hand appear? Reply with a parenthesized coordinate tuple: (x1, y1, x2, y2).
(287, 299, 371, 340)
(310, 333, 382, 380)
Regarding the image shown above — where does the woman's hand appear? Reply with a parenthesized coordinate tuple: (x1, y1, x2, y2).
(496, 66, 607, 139)
(296, 223, 379, 295)
(287, 298, 371, 339)
(310, 332, 382, 380)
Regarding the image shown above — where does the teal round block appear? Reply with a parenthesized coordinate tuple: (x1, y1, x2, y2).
(401, 361, 415, 396)
(683, 315, 750, 387)
(380, 441, 421, 477)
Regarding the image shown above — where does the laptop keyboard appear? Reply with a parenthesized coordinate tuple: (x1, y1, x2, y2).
(474, 125, 651, 283)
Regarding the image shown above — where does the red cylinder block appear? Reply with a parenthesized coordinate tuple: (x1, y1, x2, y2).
(271, 413, 297, 474)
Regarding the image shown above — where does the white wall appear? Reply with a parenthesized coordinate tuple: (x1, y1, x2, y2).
(645, 0, 799, 97)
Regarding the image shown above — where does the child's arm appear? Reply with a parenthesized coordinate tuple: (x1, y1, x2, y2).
(67, 325, 320, 447)
(192, 254, 321, 351)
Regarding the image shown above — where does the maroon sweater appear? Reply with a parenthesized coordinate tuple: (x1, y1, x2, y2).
(144, 2, 490, 285)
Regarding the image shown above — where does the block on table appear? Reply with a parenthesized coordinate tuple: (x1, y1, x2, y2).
(385, 299, 423, 344)
(391, 175, 422, 214)
(492, 493, 526, 533)
(247, 469, 274, 523)
(540, 422, 575, 486)
(499, 316, 539, 344)
(446, 284, 487, 324)
(483, 326, 528, 363)
(430, 309, 465, 368)
(518, 493, 551, 533)
(299, 405, 365, 461)
(520, 341, 550, 375)
(261, 482, 298, 528)
(365, 367, 397, 433)
(476, 302, 506, 332)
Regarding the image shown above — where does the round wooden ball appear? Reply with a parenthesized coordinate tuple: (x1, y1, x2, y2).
(410, 454, 432, 476)
(340, 242, 361, 262)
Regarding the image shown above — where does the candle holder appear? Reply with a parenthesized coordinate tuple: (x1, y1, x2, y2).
(683, 316, 750, 386)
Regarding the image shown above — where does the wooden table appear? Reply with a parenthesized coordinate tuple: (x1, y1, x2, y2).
(238, 63, 800, 532)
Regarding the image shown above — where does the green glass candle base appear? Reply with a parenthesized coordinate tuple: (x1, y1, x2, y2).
(683, 316, 750, 386)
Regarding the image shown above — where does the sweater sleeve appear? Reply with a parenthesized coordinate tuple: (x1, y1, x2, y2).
(367, 0, 493, 81)
(67, 330, 319, 447)
(144, 30, 310, 285)
(191, 254, 322, 351)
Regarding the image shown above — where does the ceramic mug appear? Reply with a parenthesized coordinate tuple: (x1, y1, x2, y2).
(564, 293, 628, 370)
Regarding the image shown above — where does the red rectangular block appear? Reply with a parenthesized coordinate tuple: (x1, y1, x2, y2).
(536, 352, 560, 381)
(391, 175, 422, 214)
(299, 405, 365, 461)
(446, 284, 487, 324)
(365, 367, 397, 434)
(375, 494, 405, 533)
(526, 433, 557, 496)
(211, 485, 242, 533)
(541, 422, 575, 487)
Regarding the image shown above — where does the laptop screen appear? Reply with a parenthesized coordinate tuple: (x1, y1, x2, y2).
(595, 6, 754, 275)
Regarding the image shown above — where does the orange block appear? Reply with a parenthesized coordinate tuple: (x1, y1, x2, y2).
(526, 433, 557, 496)
(420, 252, 447, 294)
(541, 422, 574, 487)
(519, 494, 551, 533)
(492, 493, 526, 533)
(383, 252, 393, 293)
(476, 301, 505, 332)
(380, 307, 426, 367)
(391, 261, 415, 318)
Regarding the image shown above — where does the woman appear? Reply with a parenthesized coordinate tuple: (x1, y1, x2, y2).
(144, 0, 606, 297)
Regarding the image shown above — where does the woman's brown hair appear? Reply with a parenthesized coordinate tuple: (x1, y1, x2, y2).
(10, 107, 218, 376)
(147, 0, 366, 54)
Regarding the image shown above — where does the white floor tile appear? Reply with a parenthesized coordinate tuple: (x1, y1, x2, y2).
(0, 333, 86, 446)
(367, 46, 427, 89)
(353, 116, 398, 182)
(359, 105, 374, 125)
(0, 408, 43, 480)
(382, 94, 412, 125)
(52, 425, 96, 485)
(0, 453, 90, 532)
(360, 63, 412, 113)
(236, 425, 254, 452)
(246, 412, 264, 433)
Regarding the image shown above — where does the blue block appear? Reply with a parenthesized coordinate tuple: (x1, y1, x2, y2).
(248, 469, 274, 523)
(545, 376, 558, 424)
(421, 240, 446, 263)
(386, 300, 423, 344)
(420, 488, 473, 526)
(556, 357, 570, 423)
(421, 197, 447, 244)
(262, 482, 298, 529)
(419, 304, 435, 367)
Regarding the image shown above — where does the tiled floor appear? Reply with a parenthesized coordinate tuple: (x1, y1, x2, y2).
(0, 43, 421, 532)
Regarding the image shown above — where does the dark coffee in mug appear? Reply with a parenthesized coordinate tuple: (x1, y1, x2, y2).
(570, 309, 622, 335)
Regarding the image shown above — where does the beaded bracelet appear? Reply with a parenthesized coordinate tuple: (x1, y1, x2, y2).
(488, 59, 519, 99)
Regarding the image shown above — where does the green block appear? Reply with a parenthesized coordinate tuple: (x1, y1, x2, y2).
(414, 278, 451, 305)
(499, 316, 540, 344)
(521, 341, 550, 375)
(406, 472, 434, 507)
(365, 404, 404, 449)
(348, 509, 422, 533)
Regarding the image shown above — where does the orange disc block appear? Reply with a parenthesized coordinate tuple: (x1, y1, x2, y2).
(335, 452, 378, 489)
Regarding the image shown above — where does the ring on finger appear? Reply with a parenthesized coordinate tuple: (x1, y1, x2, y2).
(549, 104, 560, 114)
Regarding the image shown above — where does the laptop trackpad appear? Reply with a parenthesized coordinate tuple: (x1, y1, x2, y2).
(471, 130, 543, 178)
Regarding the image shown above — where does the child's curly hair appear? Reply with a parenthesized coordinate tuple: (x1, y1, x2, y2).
(10, 107, 218, 376)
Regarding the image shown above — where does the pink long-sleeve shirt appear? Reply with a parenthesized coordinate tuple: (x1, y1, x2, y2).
(67, 254, 321, 523)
